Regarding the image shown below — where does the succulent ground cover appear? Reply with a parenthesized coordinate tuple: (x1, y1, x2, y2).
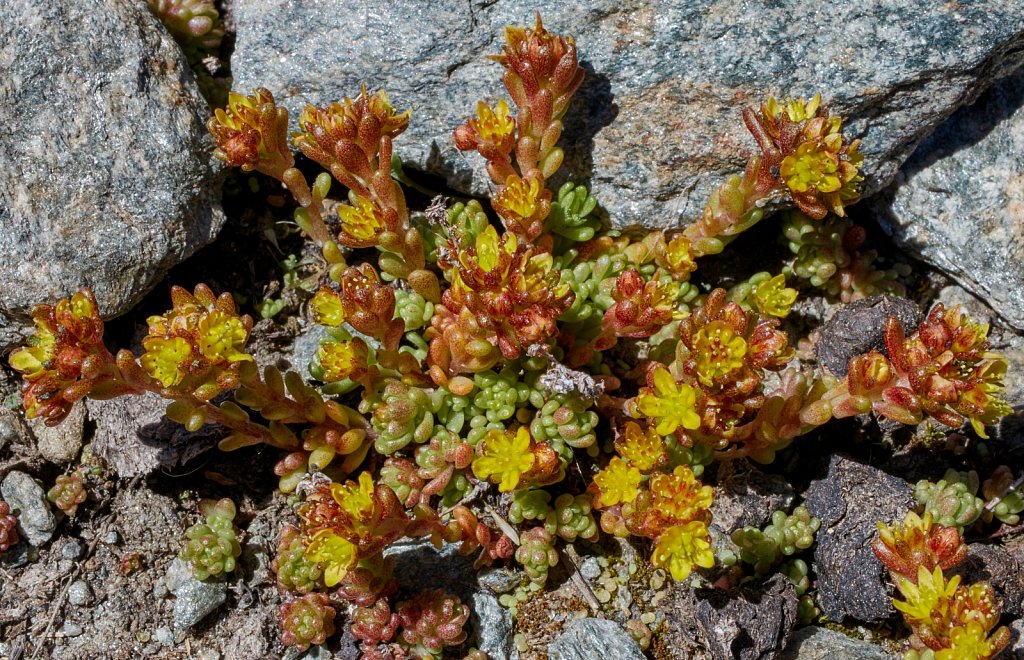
(1, 6, 1022, 660)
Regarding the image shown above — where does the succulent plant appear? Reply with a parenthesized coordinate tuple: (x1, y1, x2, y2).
(0, 501, 19, 552)
(280, 593, 336, 651)
(179, 498, 242, 581)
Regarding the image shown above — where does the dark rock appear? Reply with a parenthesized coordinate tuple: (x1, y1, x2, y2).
(387, 541, 514, 660)
(664, 573, 797, 660)
(779, 626, 893, 660)
(0, 470, 58, 546)
(803, 455, 916, 623)
(547, 618, 644, 660)
(873, 67, 1024, 331)
(231, 0, 1024, 229)
(86, 391, 223, 478)
(712, 459, 796, 533)
(0, 0, 225, 350)
(949, 542, 1024, 618)
(814, 295, 921, 378)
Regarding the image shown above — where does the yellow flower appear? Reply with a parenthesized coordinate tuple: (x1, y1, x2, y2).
(693, 321, 748, 386)
(330, 471, 376, 523)
(649, 465, 713, 524)
(636, 367, 700, 435)
(780, 141, 841, 194)
(317, 340, 359, 382)
(197, 310, 251, 364)
(337, 195, 388, 246)
(64, 289, 99, 323)
(472, 427, 535, 492)
(303, 529, 358, 587)
(662, 235, 697, 279)
(207, 89, 288, 173)
(493, 173, 544, 222)
(9, 323, 55, 376)
(473, 224, 517, 273)
(593, 458, 641, 507)
(766, 94, 822, 123)
(309, 288, 345, 327)
(935, 621, 1002, 660)
(615, 422, 665, 472)
(753, 274, 798, 318)
(140, 336, 192, 387)
(473, 99, 515, 143)
(894, 565, 959, 625)
(652, 521, 715, 581)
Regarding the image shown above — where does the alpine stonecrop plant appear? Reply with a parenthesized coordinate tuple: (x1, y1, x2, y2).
(874, 511, 1010, 659)
(8, 13, 1015, 654)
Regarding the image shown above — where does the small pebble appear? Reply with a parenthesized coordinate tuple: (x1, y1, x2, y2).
(0, 416, 17, 449)
(1, 470, 58, 546)
(196, 650, 222, 660)
(103, 530, 121, 545)
(61, 623, 83, 637)
(579, 557, 602, 580)
(61, 539, 85, 560)
(67, 580, 93, 606)
(154, 626, 174, 646)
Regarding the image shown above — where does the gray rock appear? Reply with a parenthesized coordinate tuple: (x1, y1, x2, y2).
(61, 538, 84, 560)
(172, 578, 227, 630)
(477, 565, 522, 594)
(0, 0, 225, 350)
(61, 623, 84, 638)
(712, 459, 795, 533)
(874, 66, 1024, 331)
(578, 557, 602, 580)
(163, 557, 195, 595)
(86, 391, 222, 478)
(803, 455, 916, 623)
(0, 470, 58, 546)
(1012, 617, 1024, 658)
(66, 580, 93, 606)
(165, 557, 228, 630)
(388, 541, 514, 660)
(290, 645, 332, 660)
(154, 626, 175, 646)
(29, 400, 85, 464)
(779, 627, 893, 660)
(547, 618, 644, 660)
(664, 573, 797, 660)
(232, 0, 1024, 228)
(103, 530, 122, 545)
(0, 410, 19, 452)
(814, 295, 922, 378)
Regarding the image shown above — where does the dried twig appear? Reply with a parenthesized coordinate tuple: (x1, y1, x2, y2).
(561, 543, 603, 614)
